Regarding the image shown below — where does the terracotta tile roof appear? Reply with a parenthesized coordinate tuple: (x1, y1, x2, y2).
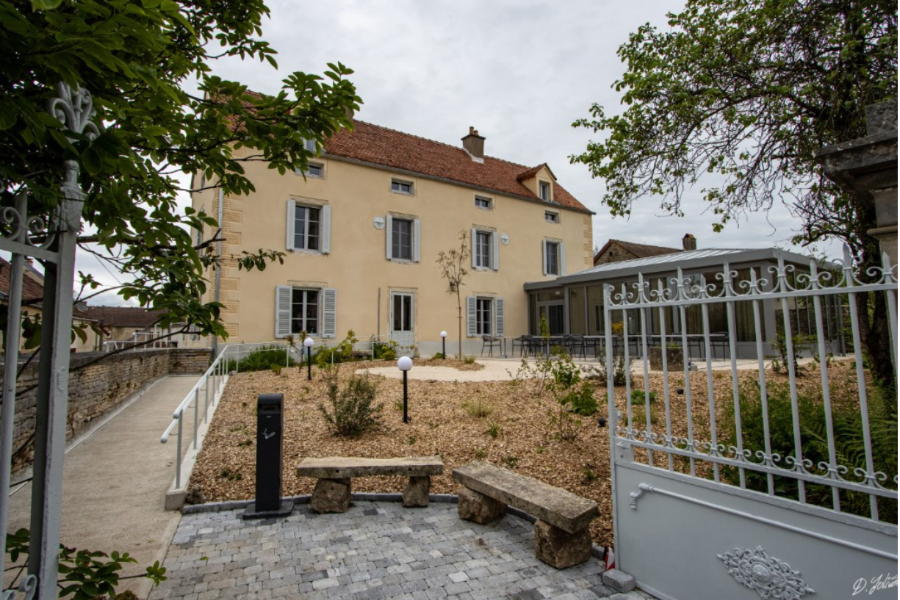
(81, 306, 164, 329)
(594, 239, 682, 265)
(515, 163, 554, 182)
(0, 257, 45, 303)
(325, 121, 590, 213)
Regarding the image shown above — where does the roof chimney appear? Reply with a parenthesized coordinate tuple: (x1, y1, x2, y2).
(682, 233, 697, 251)
(462, 126, 485, 162)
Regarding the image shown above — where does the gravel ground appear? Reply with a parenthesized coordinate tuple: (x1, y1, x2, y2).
(189, 357, 870, 547)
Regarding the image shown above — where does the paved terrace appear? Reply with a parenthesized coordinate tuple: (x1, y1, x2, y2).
(149, 499, 653, 600)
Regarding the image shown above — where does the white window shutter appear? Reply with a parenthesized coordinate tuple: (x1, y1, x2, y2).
(385, 214, 393, 260)
(542, 239, 548, 275)
(321, 205, 331, 254)
(470, 228, 477, 269)
(413, 218, 421, 263)
(286, 200, 296, 251)
(560, 242, 566, 276)
(466, 296, 477, 337)
(322, 288, 337, 339)
(495, 297, 505, 337)
(492, 231, 499, 271)
(275, 286, 292, 338)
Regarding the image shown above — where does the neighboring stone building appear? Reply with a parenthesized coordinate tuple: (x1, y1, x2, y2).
(192, 120, 594, 355)
(81, 305, 209, 350)
(0, 257, 102, 352)
(593, 239, 683, 266)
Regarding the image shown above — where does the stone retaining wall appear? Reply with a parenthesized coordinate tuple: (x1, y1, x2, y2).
(1, 348, 210, 471)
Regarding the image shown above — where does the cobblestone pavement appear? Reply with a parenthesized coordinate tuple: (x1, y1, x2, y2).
(150, 500, 654, 600)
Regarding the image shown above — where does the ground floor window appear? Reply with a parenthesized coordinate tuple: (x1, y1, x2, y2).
(292, 289, 319, 335)
(476, 298, 492, 335)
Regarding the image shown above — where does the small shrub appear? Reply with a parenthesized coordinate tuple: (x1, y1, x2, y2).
(474, 449, 488, 459)
(535, 445, 545, 454)
(407, 435, 416, 445)
(432, 352, 446, 359)
(502, 456, 519, 469)
(570, 382, 598, 416)
(630, 389, 658, 405)
(237, 439, 252, 448)
(463, 399, 494, 418)
(270, 363, 282, 375)
(486, 421, 501, 438)
(587, 351, 632, 387)
(219, 468, 242, 481)
(582, 466, 598, 483)
(319, 368, 383, 437)
(772, 332, 817, 373)
(313, 330, 359, 366)
(231, 345, 294, 372)
(373, 339, 398, 360)
(463, 354, 477, 365)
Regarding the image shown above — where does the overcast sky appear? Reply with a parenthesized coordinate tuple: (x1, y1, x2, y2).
(84, 0, 839, 306)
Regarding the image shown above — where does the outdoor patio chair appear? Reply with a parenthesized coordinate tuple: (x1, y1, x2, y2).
(564, 334, 585, 359)
(481, 335, 502, 357)
(511, 335, 530, 357)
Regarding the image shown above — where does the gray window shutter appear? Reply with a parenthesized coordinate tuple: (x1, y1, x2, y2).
(321, 205, 331, 254)
(413, 218, 421, 262)
(385, 214, 393, 260)
(286, 200, 296, 251)
(495, 297, 505, 337)
(466, 296, 477, 337)
(560, 242, 566, 276)
(322, 288, 337, 339)
(275, 286, 292, 338)
(471, 228, 477, 269)
(492, 231, 499, 271)
(542, 239, 548, 275)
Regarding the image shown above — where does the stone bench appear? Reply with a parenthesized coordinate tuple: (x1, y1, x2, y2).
(452, 461, 599, 569)
(297, 456, 443, 513)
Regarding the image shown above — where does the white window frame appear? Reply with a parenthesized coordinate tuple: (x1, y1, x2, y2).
(466, 296, 505, 338)
(291, 288, 320, 336)
(544, 210, 559, 224)
(391, 179, 414, 195)
(476, 297, 492, 336)
(386, 214, 421, 263)
(475, 196, 493, 210)
(276, 285, 337, 339)
(542, 239, 565, 276)
(286, 200, 330, 254)
(539, 181, 551, 202)
(471, 228, 499, 271)
(475, 230, 492, 269)
(303, 138, 317, 154)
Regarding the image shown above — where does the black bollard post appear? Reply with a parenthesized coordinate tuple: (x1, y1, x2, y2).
(402, 370, 409, 424)
(242, 393, 293, 519)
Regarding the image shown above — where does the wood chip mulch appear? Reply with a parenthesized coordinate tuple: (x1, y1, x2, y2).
(189, 358, 868, 547)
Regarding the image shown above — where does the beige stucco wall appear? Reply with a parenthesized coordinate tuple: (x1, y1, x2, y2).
(194, 149, 593, 355)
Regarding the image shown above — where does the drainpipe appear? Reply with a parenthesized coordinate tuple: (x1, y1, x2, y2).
(211, 189, 223, 358)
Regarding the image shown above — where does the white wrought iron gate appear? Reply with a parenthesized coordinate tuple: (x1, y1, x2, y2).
(0, 84, 97, 600)
(603, 251, 898, 600)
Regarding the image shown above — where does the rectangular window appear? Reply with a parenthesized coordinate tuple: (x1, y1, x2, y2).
(294, 205, 321, 251)
(546, 241, 560, 275)
(475, 231, 492, 268)
(391, 218, 413, 260)
(476, 298, 492, 335)
(475, 196, 492, 210)
(306, 162, 324, 178)
(391, 179, 413, 195)
(291, 289, 319, 335)
(545, 211, 559, 223)
(539, 181, 551, 201)
(303, 138, 317, 153)
(392, 294, 413, 332)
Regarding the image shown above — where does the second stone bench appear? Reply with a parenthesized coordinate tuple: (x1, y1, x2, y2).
(296, 455, 444, 513)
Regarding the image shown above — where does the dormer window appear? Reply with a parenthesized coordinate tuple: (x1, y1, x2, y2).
(545, 211, 559, 224)
(303, 139, 317, 153)
(539, 181, 551, 202)
(391, 179, 414, 195)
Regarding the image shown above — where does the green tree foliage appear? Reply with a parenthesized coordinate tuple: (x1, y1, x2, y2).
(0, 0, 360, 341)
(572, 0, 897, 384)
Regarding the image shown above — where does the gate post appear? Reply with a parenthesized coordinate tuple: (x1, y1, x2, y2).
(28, 82, 97, 600)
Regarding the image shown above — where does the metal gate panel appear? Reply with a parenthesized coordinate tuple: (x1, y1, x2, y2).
(603, 251, 898, 600)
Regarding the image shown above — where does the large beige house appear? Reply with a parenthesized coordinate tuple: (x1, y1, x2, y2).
(193, 121, 593, 355)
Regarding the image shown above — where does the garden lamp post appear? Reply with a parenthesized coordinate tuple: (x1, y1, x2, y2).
(440, 331, 447, 359)
(304, 337, 314, 380)
(398, 356, 413, 423)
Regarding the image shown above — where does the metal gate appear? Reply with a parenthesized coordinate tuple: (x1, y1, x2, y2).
(603, 250, 898, 600)
(0, 83, 97, 600)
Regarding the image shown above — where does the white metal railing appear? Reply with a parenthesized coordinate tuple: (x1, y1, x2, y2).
(604, 246, 898, 523)
(160, 344, 236, 489)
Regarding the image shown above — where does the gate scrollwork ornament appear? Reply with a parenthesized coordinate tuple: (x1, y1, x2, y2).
(2, 574, 37, 600)
(718, 546, 814, 600)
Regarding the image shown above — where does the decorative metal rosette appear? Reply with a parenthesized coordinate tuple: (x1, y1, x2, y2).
(718, 546, 814, 600)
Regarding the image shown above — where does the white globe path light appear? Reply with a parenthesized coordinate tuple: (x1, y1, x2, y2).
(398, 356, 413, 423)
(440, 331, 447, 359)
(303, 337, 315, 380)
